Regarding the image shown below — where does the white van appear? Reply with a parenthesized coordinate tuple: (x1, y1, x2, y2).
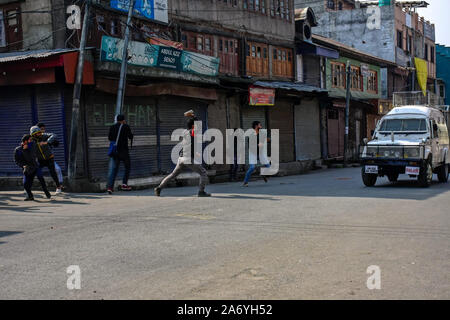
(360, 105, 449, 187)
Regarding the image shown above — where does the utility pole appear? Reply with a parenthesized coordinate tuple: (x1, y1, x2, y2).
(68, 0, 91, 185)
(115, 0, 135, 117)
(411, 7, 416, 91)
(343, 61, 351, 167)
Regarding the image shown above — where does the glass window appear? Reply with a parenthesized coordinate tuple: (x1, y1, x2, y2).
(197, 36, 203, 51)
(380, 119, 427, 132)
(6, 10, 18, 26)
(327, 0, 335, 10)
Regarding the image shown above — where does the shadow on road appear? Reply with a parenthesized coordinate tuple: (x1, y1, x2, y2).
(0, 231, 23, 245)
(153, 168, 450, 201)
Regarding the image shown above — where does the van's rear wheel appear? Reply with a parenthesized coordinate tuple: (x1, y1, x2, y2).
(437, 164, 449, 183)
(362, 168, 377, 187)
(418, 160, 433, 187)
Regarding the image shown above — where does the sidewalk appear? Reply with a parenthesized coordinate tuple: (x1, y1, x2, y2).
(0, 160, 359, 193)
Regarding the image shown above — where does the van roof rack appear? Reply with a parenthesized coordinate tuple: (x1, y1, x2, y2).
(393, 91, 445, 109)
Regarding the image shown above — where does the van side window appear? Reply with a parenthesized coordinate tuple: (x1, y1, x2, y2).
(432, 121, 438, 138)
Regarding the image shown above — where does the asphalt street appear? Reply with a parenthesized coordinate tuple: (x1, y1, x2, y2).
(0, 167, 449, 299)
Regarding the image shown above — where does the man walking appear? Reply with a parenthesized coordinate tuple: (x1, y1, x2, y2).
(14, 134, 51, 201)
(154, 118, 211, 197)
(36, 123, 63, 189)
(242, 121, 270, 187)
(30, 125, 63, 195)
(107, 114, 134, 194)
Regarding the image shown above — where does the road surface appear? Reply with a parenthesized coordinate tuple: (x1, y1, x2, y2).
(1, 167, 449, 299)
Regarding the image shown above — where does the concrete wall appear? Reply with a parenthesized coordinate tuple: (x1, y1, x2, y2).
(170, 0, 295, 43)
(21, 0, 54, 50)
(296, 2, 396, 63)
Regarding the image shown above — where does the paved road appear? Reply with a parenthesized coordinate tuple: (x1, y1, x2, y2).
(1, 167, 449, 299)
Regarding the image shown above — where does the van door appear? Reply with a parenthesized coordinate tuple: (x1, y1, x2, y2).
(431, 120, 440, 166)
(438, 123, 449, 164)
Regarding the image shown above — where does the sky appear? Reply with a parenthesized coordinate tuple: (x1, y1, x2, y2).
(417, 0, 450, 46)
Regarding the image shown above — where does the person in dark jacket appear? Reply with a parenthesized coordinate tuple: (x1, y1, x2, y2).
(107, 114, 134, 194)
(37, 123, 63, 188)
(14, 134, 51, 201)
(30, 125, 62, 194)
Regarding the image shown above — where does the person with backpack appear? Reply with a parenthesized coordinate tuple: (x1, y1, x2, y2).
(14, 134, 51, 201)
(36, 123, 63, 188)
(30, 125, 63, 195)
(107, 114, 134, 194)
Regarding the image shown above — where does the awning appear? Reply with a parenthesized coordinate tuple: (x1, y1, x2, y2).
(0, 49, 94, 86)
(253, 81, 328, 93)
(0, 48, 77, 63)
(296, 41, 339, 59)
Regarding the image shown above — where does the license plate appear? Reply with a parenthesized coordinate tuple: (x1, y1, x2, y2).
(405, 166, 420, 175)
(365, 165, 378, 174)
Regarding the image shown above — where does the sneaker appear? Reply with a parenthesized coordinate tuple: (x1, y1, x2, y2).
(121, 184, 132, 191)
(242, 182, 248, 187)
(262, 176, 268, 183)
(45, 191, 51, 199)
(198, 191, 211, 197)
(107, 188, 113, 195)
(55, 188, 62, 195)
(154, 187, 161, 197)
(24, 196, 34, 201)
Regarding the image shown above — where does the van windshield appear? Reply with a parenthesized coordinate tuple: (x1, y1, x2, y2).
(379, 119, 427, 132)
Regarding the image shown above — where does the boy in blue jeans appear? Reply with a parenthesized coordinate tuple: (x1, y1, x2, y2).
(242, 121, 270, 187)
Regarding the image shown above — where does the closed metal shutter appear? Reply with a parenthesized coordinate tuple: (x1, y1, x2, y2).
(295, 98, 321, 161)
(327, 107, 345, 158)
(35, 85, 67, 171)
(268, 100, 295, 163)
(241, 106, 266, 130)
(0, 86, 33, 176)
(158, 96, 208, 173)
(86, 92, 158, 181)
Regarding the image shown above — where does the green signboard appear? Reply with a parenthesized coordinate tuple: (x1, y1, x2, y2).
(100, 36, 219, 77)
(379, 0, 391, 6)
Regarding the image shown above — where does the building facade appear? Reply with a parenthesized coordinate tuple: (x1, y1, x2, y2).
(2, 0, 329, 189)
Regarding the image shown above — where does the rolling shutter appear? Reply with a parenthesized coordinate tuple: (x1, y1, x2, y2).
(158, 96, 208, 173)
(35, 85, 67, 171)
(268, 100, 295, 163)
(295, 98, 321, 161)
(86, 92, 158, 181)
(0, 86, 33, 175)
(241, 106, 266, 130)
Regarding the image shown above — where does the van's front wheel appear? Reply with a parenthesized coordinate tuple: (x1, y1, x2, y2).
(362, 168, 377, 187)
(437, 164, 449, 183)
(418, 160, 433, 187)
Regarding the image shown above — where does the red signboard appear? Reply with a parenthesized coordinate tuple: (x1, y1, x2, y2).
(249, 86, 275, 106)
(146, 37, 183, 50)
